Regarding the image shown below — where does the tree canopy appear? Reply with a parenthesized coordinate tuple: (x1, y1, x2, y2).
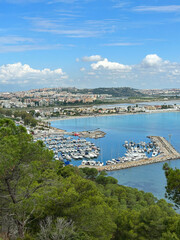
(0, 119, 180, 240)
(163, 163, 180, 209)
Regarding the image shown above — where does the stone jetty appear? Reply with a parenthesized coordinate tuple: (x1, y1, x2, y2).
(34, 126, 106, 139)
(67, 129, 106, 139)
(79, 136, 180, 171)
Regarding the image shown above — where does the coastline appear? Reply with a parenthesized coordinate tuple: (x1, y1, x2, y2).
(45, 109, 179, 122)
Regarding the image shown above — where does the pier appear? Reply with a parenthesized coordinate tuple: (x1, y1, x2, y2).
(79, 136, 180, 171)
(34, 126, 106, 139)
(67, 129, 106, 139)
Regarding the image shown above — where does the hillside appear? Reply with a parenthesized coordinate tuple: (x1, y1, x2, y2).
(1, 118, 180, 240)
(60, 87, 145, 98)
(91, 87, 145, 97)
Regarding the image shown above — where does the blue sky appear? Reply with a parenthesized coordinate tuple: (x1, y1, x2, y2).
(0, 0, 180, 91)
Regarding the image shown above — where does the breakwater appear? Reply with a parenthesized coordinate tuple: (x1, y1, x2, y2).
(34, 126, 106, 139)
(66, 129, 106, 139)
(79, 136, 180, 171)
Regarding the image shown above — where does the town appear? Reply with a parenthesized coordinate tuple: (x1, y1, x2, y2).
(0, 87, 179, 109)
(0, 87, 110, 108)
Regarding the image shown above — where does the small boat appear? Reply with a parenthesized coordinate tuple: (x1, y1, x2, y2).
(65, 154, 71, 161)
(82, 160, 87, 165)
(96, 161, 104, 166)
(152, 151, 158, 157)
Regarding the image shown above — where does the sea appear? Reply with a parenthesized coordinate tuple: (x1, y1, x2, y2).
(51, 112, 180, 201)
(95, 99, 180, 109)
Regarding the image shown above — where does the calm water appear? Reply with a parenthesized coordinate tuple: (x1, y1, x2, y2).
(51, 112, 180, 200)
(96, 100, 180, 108)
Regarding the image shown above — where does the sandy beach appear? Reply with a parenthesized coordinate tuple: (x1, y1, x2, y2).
(45, 108, 179, 122)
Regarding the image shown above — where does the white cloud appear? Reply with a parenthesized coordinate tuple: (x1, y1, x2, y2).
(82, 55, 103, 62)
(91, 58, 132, 71)
(87, 72, 95, 75)
(34, 25, 102, 38)
(1, 55, 180, 89)
(78, 54, 180, 88)
(0, 62, 67, 86)
(0, 44, 63, 53)
(0, 35, 73, 53)
(0, 34, 75, 53)
(133, 5, 180, 13)
(171, 69, 180, 76)
(0, 36, 33, 44)
(27, 17, 115, 38)
(141, 54, 163, 67)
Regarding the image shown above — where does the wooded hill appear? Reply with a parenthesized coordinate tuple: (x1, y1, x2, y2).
(0, 119, 180, 240)
(59, 87, 145, 98)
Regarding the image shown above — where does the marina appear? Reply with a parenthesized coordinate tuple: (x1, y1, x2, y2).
(35, 131, 180, 171)
(34, 135, 102, 163)
(37, 112, 180, 171)
(79, 136, 180, 171)
(44, 112, 180, 198)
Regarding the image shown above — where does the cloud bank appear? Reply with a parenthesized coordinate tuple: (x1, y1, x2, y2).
(1, 54, 180, 90)
(79, 54, 180, 88)
(91, 58, 131, 71)
(0, 62, 67, 87)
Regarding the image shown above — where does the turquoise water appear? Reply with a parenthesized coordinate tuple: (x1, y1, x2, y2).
(51, 112, 180, 200)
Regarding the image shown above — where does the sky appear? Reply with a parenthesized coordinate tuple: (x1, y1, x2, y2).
(0, 0, 180, 91)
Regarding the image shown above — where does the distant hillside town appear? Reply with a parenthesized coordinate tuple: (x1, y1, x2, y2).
(0, 87, 179, 109)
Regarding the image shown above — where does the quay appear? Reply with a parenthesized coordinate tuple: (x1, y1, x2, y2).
(34, 126, 106, 139)
(79, 136, 180, 171)
(66, 129, 106, 139)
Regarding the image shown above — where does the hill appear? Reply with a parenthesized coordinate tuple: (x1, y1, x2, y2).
(60, 87, 146, 98)
(91, 87, 145, 97)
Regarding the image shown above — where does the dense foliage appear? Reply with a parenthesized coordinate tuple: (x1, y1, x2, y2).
(0, 119, 180, 240)
(60, 87, 145, 98)
(0, 109, 37, 126)
(14, 110, 37, 127)
(90, 87, 145, 98)
(163, 163, 180, 209)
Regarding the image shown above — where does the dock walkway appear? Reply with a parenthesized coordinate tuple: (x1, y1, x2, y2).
(79, 136, 180, 171)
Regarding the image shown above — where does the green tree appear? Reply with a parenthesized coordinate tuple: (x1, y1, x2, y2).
(96, 175, 118, 185)
(14, 111, 21, 118)
(30, 118, 37, 127)
(29, 110, 35, 117)
(81, 167, 98, 180)
(0, 119, 55, 239)
(20, 111, 29, 120)
(24, 115, 31, 125)
(161, 232, 179, 240)
(35, 112, 40, 118)
(1, 118, 180, 239)
(163, 163, 180, 208)
(5, 109, 12, 117)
